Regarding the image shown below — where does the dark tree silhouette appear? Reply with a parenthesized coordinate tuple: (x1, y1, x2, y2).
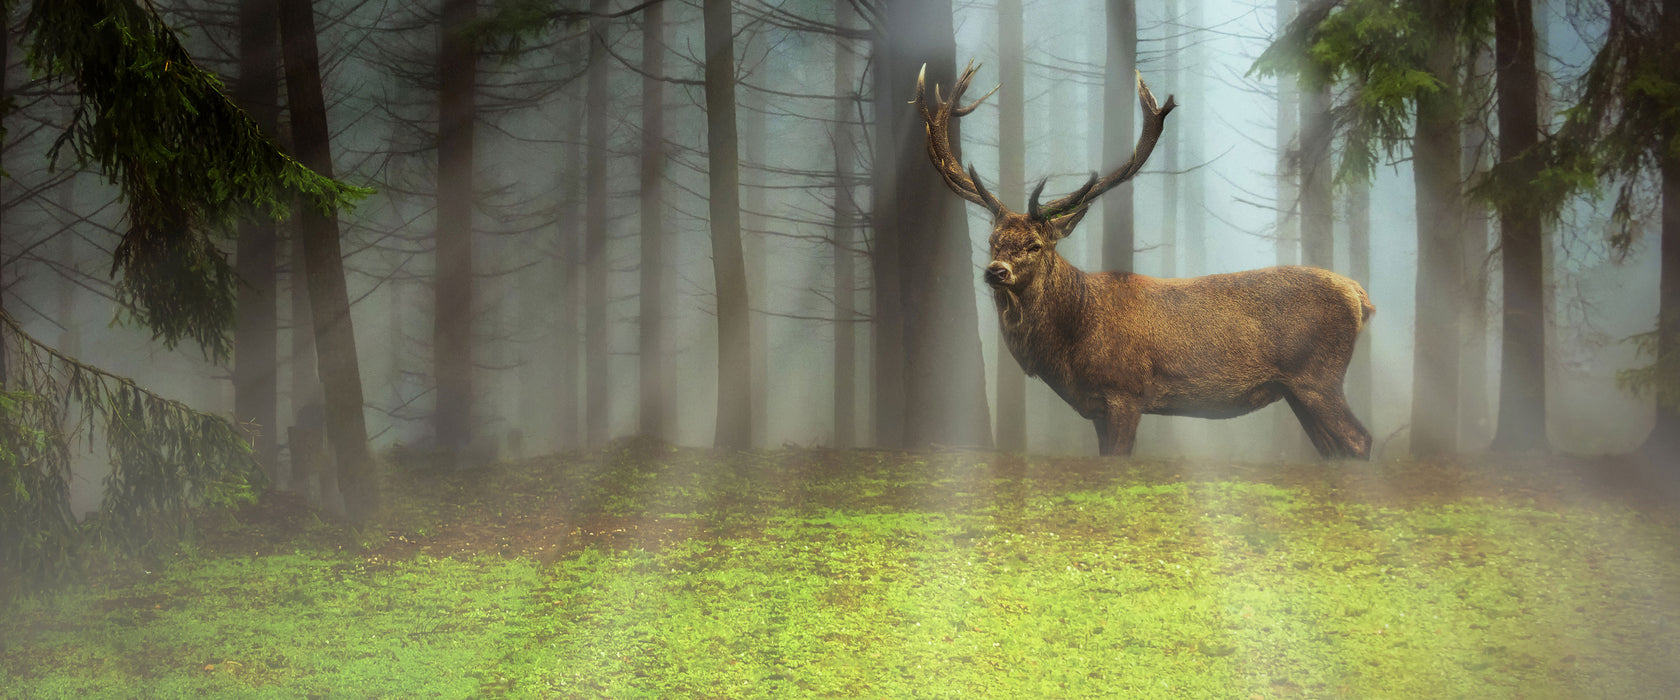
(704, 0, 753, 449)
(277, 0, 378, 521)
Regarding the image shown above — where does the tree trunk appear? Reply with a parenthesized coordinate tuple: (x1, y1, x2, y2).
(586, 0, 612, 447)
(881, 0, 992, 450)
(1652, 145, 1680, 459)
(703, 0, 752, 449)
(434, 0, 477, 463)
(1461, 44, 1495, 449)
(1101, 0, 1138, 273)
(638, 3, 668, 441)
(995, 0, 1027, 452)
(234, 0, 281, 482)
(742, 88, 768, 448)
(1299, 53, 1333, 270)
(1182, 0, 1206, 276)
(1489, 0, 1547, 452)
(555, 108, 584, 450)
(277, 0, 377, 522)
(1643, 0, 1680, 459)
(1347, 181, 1374, 427)
(832, 1, 858, 448)
(1409, 10, 1464, 456)
(1159, 0, 1179, 278)
(869, 34, 905, 450)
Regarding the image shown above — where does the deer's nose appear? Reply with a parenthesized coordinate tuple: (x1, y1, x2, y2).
(985, 261, 1013, 286)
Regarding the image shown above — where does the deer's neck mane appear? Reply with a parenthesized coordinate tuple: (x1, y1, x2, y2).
(993, 251, 1089, 378)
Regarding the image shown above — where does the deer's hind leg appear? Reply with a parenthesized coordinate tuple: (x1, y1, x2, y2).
(1282, 384, 1371, 460)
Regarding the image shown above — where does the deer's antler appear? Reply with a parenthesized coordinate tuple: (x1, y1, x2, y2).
(1033, 71, 1176, 220)
(914, 61, 1007, 217)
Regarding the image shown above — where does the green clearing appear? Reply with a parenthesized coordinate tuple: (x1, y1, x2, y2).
(3, 442, 1678, 698)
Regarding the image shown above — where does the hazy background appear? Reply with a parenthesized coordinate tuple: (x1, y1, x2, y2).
(0, 0, 1659, 516)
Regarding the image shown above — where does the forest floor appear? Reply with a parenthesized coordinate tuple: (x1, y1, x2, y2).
(3, 439, 1679, 698)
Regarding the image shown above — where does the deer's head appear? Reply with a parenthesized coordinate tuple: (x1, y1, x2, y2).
(914, 62, 1175, 289)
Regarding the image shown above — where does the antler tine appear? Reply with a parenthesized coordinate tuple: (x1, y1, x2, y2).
(1027, 179, 1048, 219)
(1030, 173, 1100, 220)
(914, 61, 1009, 216)
(1035, 71, 1176, 219)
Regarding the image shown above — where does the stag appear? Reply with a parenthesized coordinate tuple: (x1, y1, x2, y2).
(916, 62, 1374, 459)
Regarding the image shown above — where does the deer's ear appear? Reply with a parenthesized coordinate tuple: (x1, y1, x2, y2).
(1048, 207, 1088, 240)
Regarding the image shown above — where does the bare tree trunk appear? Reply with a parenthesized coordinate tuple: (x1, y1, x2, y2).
(1160, 0, 1179, 278)
(1299, 47, 1333, 270)
(638, 3, 668, 441)
(994, 0, 1027, 452)
(1182, 0, 1206, 276)
(434, 0, 477, 463)
(1347, 181, 1373, 429)
(832, 1, 858, 448)
(1102, 0, 1138, 272)
(1410, 7, 1464, 456)
(1461, 43, 1494, 449)
(277, 0, 377, 522)
(586, 0, 612, 447)
(703, 0, 752, 449)
(1652, 143, 1680, 459)
(555, 111, 584, 450)
(1489, 0, 1547, 452)
(234, 0, 280, 483)
(869, 46, 905, 449)
(1640, 0, 1680, 460)
(881, 0, 992, 450)
(742, 89, 768, 448)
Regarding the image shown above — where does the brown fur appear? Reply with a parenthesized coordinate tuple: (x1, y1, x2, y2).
(986, 213, 1374, 458)
(919, 62, 1373, 458)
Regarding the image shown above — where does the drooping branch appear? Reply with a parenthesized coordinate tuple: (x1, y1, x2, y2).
(0, 308, 261, 601)
(20, 0, 370, 361)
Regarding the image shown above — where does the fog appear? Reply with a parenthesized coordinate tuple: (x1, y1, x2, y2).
(0, 0, 1665, 512)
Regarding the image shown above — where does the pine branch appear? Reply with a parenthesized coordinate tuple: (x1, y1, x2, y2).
(20, 0, 372, 362)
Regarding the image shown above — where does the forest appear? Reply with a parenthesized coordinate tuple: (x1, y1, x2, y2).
(1, 0, 1678, 696)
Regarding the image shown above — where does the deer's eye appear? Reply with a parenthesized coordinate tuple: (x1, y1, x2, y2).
(1026, 242, 1043, 253)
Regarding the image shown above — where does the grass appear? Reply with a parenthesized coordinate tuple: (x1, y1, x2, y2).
(3, 441, 1678, 698)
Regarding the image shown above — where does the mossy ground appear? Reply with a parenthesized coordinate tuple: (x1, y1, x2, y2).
(3, 440, 1678, 698)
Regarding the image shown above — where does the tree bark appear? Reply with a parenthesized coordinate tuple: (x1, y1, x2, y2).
(555, 108, 585, 450)
(638, 3, 668, 441)
(234, 0, 281, 482)
(1489, 0, 1548, 452)
(1409, 5, 1464, 456)
(1182, 0, 1206, 276)
(1347, 181, 1374, 426)
(586, 0, 612, 447)
(1644, 0, 1680, 459)
(881, 0, 992, 450)
(277, 0, 377, 521)
(1102, 0, 1138, 273)
(1160, 0, 1179, 278)
(703, 0, 752, 449)
(869, 29, 905, 450)
(742, 86, 768, 448)
(1461, 44, 1495, 449)
(434, 0, 477, 462)
(995, 0, 1027, 452)
(1299, 61, 1333, 270)
(832, 1, 858, 448)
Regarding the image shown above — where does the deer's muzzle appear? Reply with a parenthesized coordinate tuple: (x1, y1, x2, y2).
(985, 261, 1014, 287)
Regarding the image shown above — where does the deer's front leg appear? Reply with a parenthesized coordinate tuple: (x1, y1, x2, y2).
(1094, 398, 1142, 456)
